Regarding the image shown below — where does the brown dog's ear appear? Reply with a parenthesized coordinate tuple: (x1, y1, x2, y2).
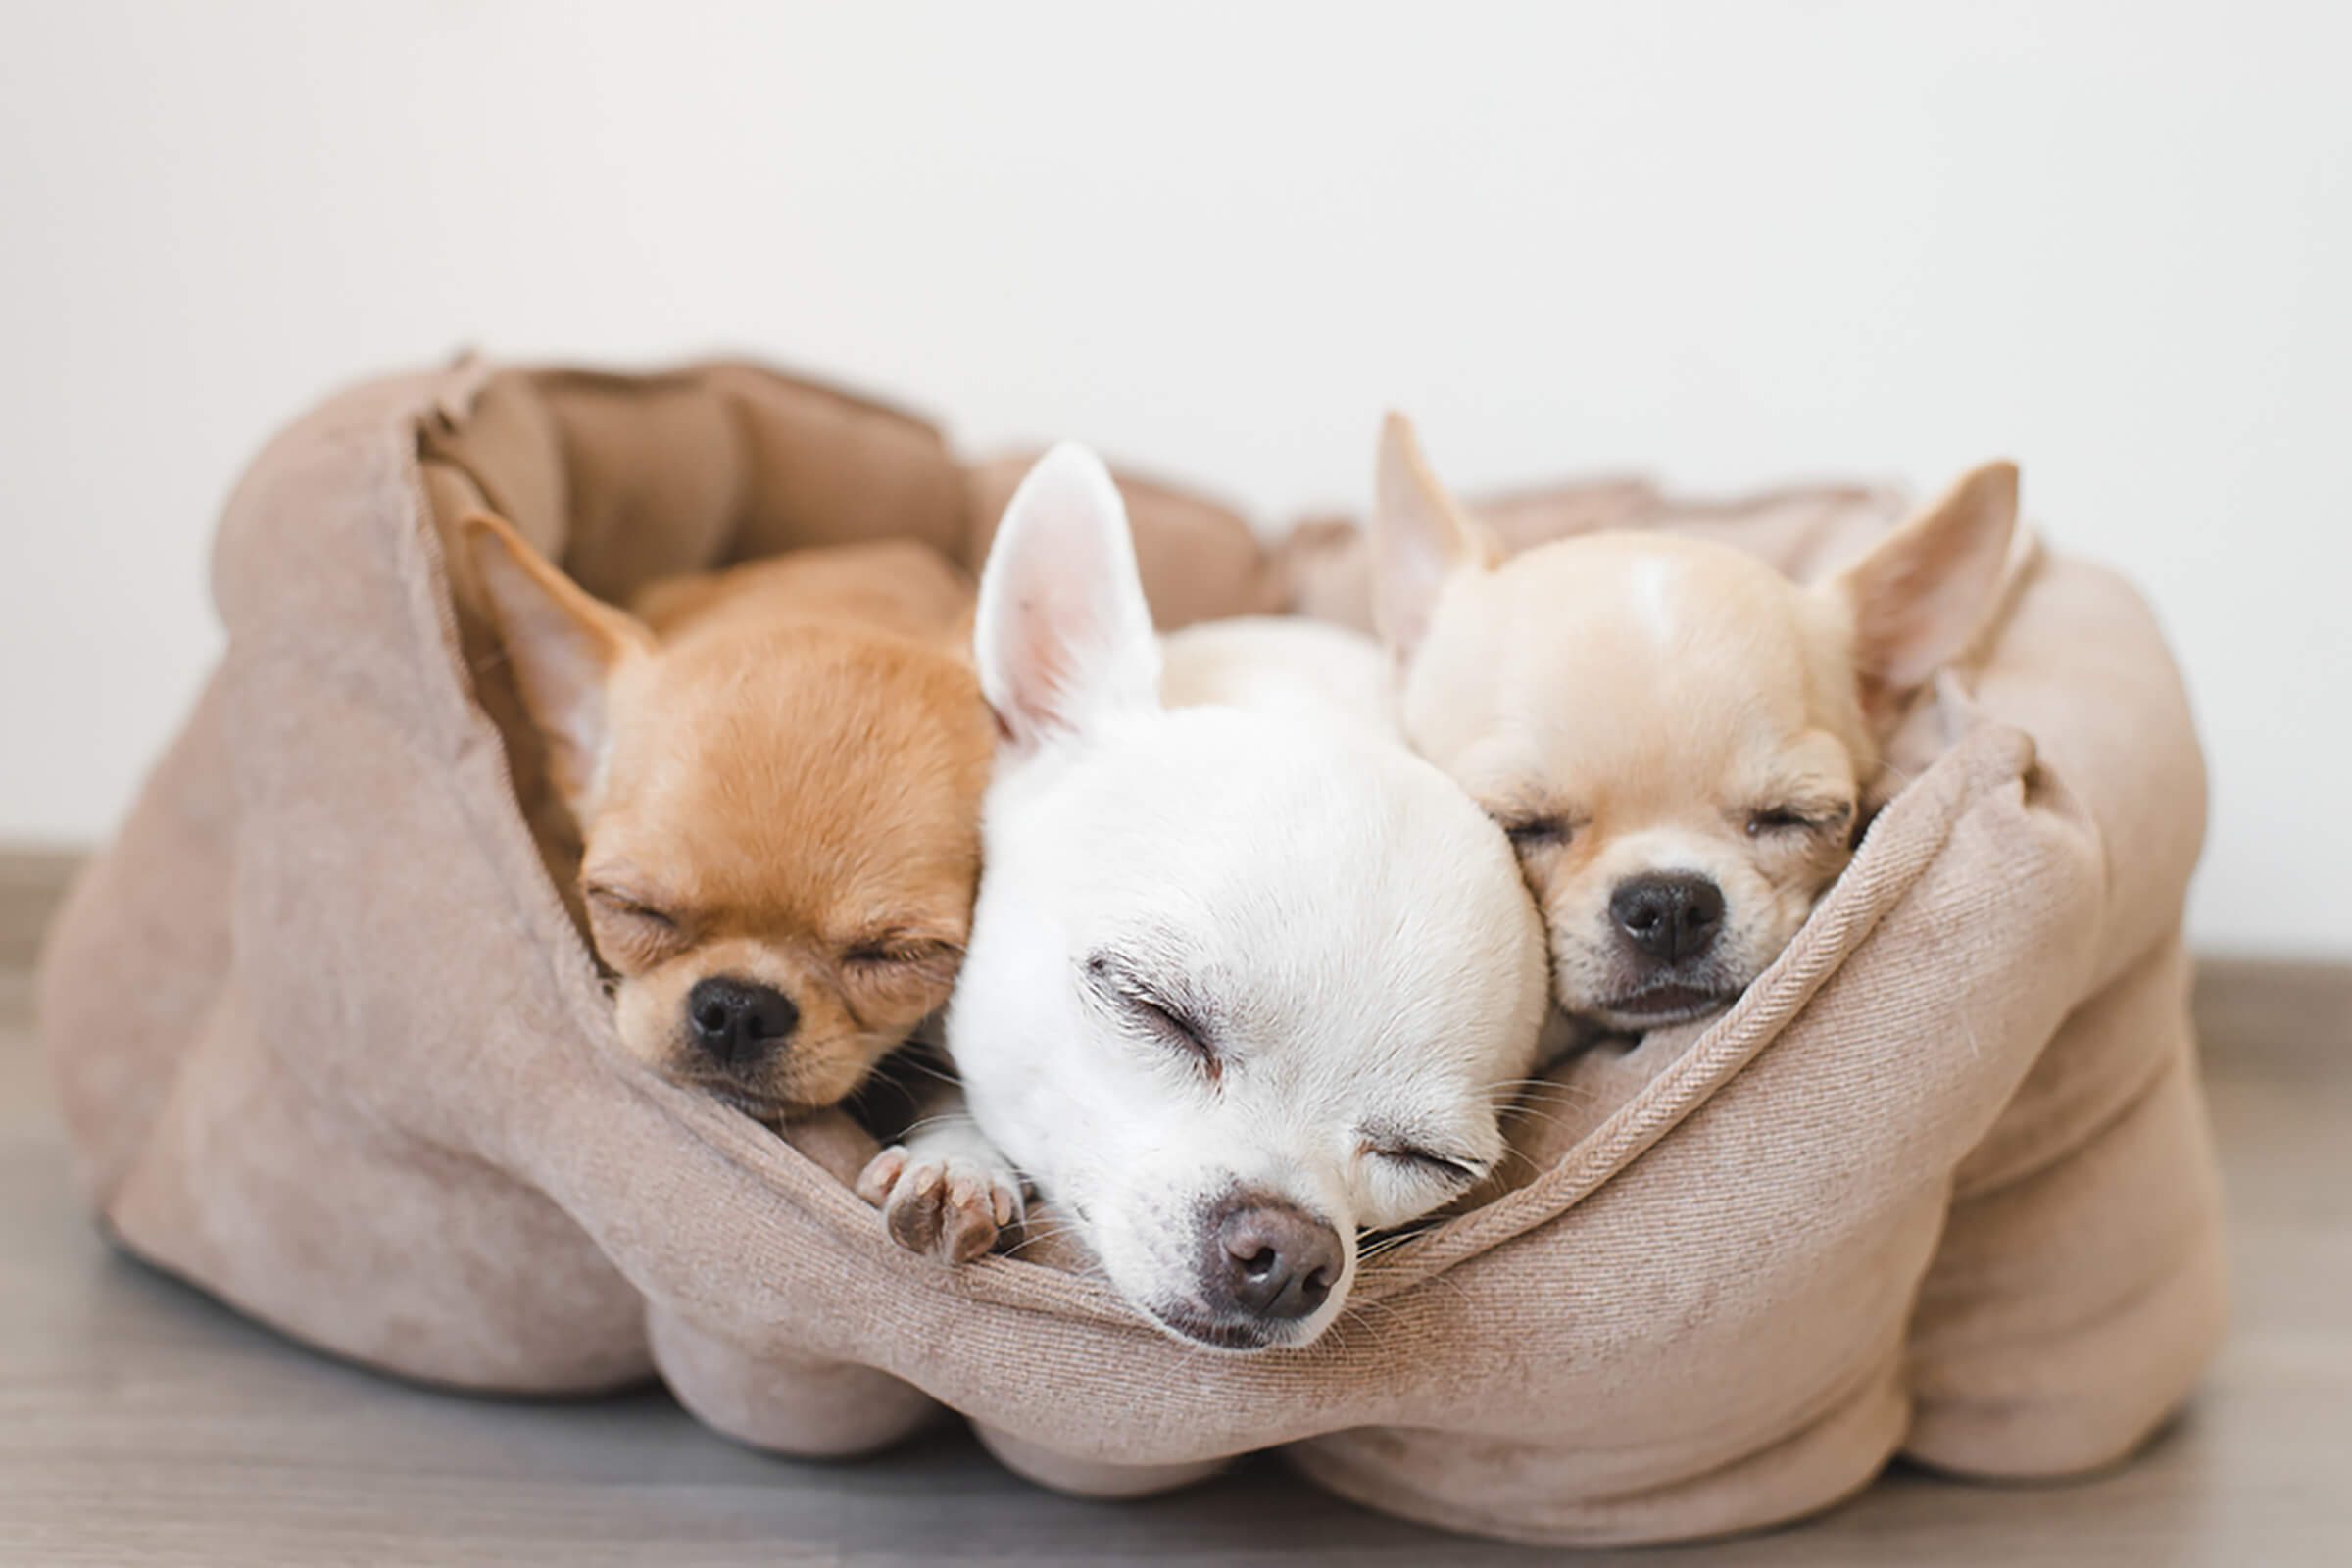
(462, 512, 656, 815)
(1373, 413, 1492, 662)
(1827, 460, 2021, 731)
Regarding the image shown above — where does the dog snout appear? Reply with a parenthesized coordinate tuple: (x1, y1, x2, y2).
(1204, 1192, 1343, 1323)
(1610, 872, 1725, 964)
(685, 976, 799, 1066)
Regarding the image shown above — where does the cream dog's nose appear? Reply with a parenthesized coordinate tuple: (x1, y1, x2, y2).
(1611, 872, 1725, 964)
(1207, 1194, 1343, 1322)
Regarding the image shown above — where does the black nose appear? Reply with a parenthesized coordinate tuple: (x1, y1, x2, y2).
(1610, 873, 1726, 963)
(686, 976, 799, 1066)
(1205, 1193, 1344, 1323)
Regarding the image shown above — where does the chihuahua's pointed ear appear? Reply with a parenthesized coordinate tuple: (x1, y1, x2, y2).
(973, 442, 1161, 750)
(1373, 413, 1491, 662)
(463, 511, 655, 814)
(1827, 460, 2021, 730)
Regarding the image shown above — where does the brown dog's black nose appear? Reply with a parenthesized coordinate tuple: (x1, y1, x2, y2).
(1611, 873, 1725, 963)
(1206, 1194, 1344, 1322)
(686, 976, 798, 1066)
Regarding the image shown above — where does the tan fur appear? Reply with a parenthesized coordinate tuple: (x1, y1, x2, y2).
(466, 514, 993, 1114)
(1374, 415, 2018, 1027)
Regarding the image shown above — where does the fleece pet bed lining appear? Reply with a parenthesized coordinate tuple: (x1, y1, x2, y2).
(38, 357, 2223, 1547)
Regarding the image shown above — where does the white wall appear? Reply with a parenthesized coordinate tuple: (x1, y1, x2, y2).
(3, 2, 2345, 956)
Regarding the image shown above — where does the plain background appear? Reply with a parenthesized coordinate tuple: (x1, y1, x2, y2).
(2, 2, 2344, 956)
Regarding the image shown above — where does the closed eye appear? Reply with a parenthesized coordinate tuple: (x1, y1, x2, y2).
(583, 884, 679, 930)
(1126, 994, 1215, 1068)
(843, 934, 959, 968)
(579, 883, 691, 972)
(840, 933, 964, 991)
(1495, 811, 1581, 850)
(1082, 952, 1220, 1081)
(1369, 1144, 1486, 1188)
(1743, 802, 1854, 839)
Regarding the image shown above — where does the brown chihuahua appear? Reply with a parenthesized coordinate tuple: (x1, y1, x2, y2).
(466, 515, 995, 1116)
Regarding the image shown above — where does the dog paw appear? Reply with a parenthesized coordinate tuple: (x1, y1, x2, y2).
(857, 1146, 1023, 1265)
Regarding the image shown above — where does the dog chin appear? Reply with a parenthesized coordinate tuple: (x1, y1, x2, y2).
(1142, 1302, 1324, 1355)
(659, 1049, 856, 1121)
(1574, 979, 1740, 1032)
(664, 1072, 799, 1123)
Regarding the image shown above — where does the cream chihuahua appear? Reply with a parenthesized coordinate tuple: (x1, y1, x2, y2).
(858, 445, 1548, 1353)
(466, 515, 994, 1117)
(1371, 415, 2019, 1031)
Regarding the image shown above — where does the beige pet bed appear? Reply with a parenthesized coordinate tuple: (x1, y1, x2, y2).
(38, 356, 2224, 1546)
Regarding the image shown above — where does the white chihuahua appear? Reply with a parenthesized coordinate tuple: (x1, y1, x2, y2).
(858, 444, 1548, 1353)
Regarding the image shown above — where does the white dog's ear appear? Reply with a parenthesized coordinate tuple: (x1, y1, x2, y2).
(1826, 459, 2021, 730)
(974, 442, 1162, 750)
(1373, 413, 1491, 662)
(464, 511, 656, 815)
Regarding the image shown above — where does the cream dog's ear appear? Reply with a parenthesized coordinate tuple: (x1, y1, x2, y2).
(1372, 413, 1494, 662)
(972, 442, 1162, 751)
(1825, 460, 2021, 732)
(463, 511, 655, 816)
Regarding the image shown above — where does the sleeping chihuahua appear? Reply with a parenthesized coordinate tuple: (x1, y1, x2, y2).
(857, 445, 1549, 1353)
(1370, 415, 2019, 1031)
(466, 515, 994, 1116)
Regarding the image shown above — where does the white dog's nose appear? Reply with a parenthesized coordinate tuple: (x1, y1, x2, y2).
(1207, 1194, 1343, 1322)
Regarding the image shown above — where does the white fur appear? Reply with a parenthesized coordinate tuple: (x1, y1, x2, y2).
(926, 444, 1548, 1353)
(970, 442, 1160, 747)
(1630, 555, 1679, 646)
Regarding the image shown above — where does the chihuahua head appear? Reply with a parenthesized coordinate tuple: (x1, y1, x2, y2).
(948, 445, 1547, 1353)
(466, 514, 992, 1116)
(1372, 416, 2019, 1031)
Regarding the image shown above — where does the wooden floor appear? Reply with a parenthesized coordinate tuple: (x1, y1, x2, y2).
(3, 848, 2347, 1565)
